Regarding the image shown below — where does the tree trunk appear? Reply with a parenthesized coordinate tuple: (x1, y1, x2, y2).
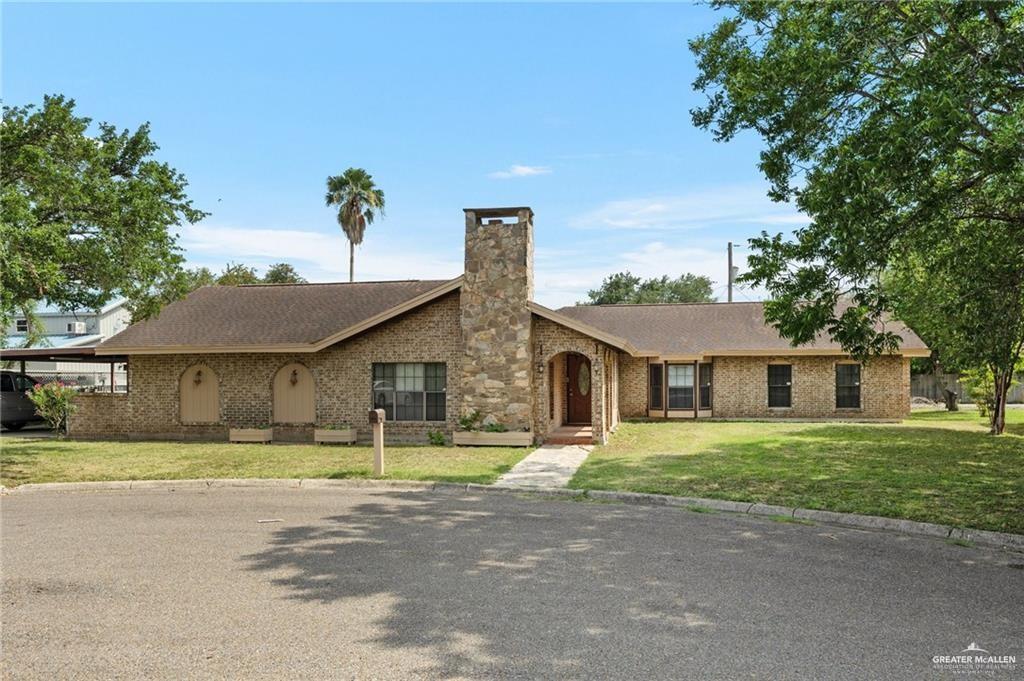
(934, 364, 958, 410)
(349, 240, 355, 283)
(990, 371, 1010, 435)
(942, 388, 959, 411)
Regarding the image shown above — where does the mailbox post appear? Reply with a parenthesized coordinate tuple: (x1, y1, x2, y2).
(368, 409, 385, 476)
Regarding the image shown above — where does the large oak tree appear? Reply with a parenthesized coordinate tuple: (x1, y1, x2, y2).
(691, 1, 1024, 433)
(1, 95, 206, 342)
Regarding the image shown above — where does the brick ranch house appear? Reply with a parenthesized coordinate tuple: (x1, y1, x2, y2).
(76, 207, 928, 444)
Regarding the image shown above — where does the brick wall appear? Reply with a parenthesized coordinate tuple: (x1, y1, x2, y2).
(72, 293, 463, 442)
(618, 354, 648, 418)
(69, 393, 138, 438)
(710, 354, 909, 420)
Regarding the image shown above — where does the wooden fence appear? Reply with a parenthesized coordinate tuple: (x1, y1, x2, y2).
(911, 373, 1024, 404)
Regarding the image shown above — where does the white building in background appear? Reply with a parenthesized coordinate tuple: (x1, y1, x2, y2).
(3, 300, 130, 390)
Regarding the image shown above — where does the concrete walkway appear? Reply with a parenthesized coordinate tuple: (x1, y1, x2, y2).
(494, 444, 592, 489)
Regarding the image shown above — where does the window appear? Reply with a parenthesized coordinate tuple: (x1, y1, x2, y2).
(373, 363, 446, 421)
(836, 364, 861, 409)
(1, 374, 13, 392)
(15, 319, 27, 333)
(768, 364, 792, 408)
(548, 360, 555, 420)
(668, 364, 694, 410)
(699, 363, 713, 410)
(14, 374, 34, 391)
(649, 363, 663, 410)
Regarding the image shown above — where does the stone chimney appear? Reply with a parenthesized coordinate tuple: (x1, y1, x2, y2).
(459, 207, 534, 431)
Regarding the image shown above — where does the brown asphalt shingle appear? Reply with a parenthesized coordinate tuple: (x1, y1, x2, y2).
(100, 279, 455, 349)
(555, 302, 928, 356)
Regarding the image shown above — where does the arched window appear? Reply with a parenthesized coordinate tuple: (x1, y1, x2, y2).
(180, 364, 219, 423)
(273, 363, 315, 424)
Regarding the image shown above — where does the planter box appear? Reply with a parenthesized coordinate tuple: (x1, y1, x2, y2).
(314, 427, 357, 445)
(229, 428, 273, 443)
(453, 431, 534, 447)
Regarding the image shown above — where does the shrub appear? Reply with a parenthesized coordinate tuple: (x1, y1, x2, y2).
(426, 429, 446, 446)
(26, 381, 77, 435)
(961, 368, 996, 417)
(482, 422, 508, 433)
(458, 410, 482, 432)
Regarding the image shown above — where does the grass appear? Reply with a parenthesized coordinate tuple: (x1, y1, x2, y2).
(0, 440, 527, 487)
(571, 408, 1024, 534)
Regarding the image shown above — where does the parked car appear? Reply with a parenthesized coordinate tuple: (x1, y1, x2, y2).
(1, 371, 44, 431)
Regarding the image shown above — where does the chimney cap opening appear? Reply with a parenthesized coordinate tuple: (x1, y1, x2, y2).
(464, 206, 533, 220)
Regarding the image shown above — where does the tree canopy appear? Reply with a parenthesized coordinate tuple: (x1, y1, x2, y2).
(691, 1, 1024, 433)
(582, 272, 716, 305)
(131, 262, 308, 321)
(1, 95, 205, 344)
(263, 262, 307, 285)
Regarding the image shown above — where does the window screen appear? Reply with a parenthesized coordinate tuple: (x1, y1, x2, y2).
(836, 364, 861, 408)
(699, 363, 713, 410)
(649, 363, 663, 410)
(768, 364, 792, 408)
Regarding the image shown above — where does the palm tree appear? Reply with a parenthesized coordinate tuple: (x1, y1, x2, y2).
(325, 168, 386, 282)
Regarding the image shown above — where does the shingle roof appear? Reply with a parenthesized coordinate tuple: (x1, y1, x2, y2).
(99, 279, 458, 352)
(554, 302, 929, 356)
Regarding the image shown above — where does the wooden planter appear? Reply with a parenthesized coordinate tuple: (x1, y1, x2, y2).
(229, 428, 273, 443)
(452, 431, 534, 447)
(314, 427, 357, 445)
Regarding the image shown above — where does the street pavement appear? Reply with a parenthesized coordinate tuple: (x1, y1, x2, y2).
(2, 487, 1022, 680)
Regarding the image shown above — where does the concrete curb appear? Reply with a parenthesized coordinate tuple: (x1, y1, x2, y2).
(574, 489, 1023, 552)
(5, 478, 1022, 552)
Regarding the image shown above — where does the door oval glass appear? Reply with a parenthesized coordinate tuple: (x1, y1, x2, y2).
(577, 362, 590, 396)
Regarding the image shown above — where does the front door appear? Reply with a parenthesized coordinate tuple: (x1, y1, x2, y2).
(566, 353, 592, 424)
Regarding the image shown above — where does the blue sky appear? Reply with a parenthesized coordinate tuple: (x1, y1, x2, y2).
(3, 2, 803, 307)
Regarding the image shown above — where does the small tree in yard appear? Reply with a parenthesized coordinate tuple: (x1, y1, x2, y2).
(691, 2, 1024, 434)
(26, 382, 77, 435)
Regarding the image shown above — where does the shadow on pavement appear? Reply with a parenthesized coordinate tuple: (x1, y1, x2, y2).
(241, 492, 726, 678)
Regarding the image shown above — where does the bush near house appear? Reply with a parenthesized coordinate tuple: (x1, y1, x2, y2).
(25, 382, 77, 435)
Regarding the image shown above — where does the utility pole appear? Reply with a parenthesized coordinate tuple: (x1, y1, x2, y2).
(727, 242, 734, 303)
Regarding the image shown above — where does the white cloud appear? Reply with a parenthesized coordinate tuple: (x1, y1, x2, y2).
(178, 223, 461, 282)
(569, 185, 809, 231)
(487, 164, 552, 179)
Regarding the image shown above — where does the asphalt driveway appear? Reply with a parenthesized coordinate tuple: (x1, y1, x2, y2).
(2, 487, 1021, 680)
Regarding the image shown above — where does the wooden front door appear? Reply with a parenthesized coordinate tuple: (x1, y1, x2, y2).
(566, 353, 592, 424)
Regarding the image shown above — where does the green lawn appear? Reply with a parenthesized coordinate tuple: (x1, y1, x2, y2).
(0, 440, 527, 487)
(571, 409, 1024, 534)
